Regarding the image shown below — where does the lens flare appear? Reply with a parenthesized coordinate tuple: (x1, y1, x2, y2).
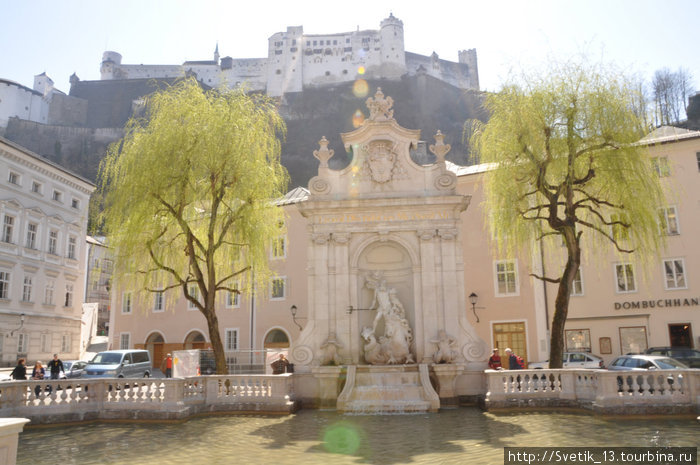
(352, 109, 365, 128)
(323, 424, 361, 455)
(357, 66, 365, 75)
(352, 79, 369, 98)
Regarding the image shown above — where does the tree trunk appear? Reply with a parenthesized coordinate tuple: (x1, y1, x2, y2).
(202, 306, 228, 374)
(548, 237, 581, 368)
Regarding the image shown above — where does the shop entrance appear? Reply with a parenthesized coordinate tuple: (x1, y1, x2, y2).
(668, 323, 693, 348)
(492, 321, 528, 368)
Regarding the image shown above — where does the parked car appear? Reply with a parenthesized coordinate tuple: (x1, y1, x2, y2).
(63, 360, 88, 379)
(644, 347, 700, 368)
(607, 354, 688, 371)
(529, 352, 605, 369)
(83, 350, 152, 378)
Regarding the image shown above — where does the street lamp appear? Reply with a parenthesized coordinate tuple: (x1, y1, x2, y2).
(289, 305, 306, 331)
(10, 313, 25, 336)
(468, 292, 483, 323)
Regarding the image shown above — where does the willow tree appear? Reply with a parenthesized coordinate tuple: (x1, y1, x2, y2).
(471, 63, 665, 368)
(99, 78, 288, 373)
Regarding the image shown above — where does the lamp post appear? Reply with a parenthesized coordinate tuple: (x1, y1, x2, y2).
(468, 292, 483, 323)
(289, 305, 306, 331)
(10, 313, 25, 336)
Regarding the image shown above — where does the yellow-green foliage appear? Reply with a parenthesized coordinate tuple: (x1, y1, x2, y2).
(471, 62, 665, 265)
(99, 77, 289, 305)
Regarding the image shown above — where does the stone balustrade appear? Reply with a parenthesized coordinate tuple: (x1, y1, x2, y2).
(0, 374, 297, 424)
(485, 369, 700, 415)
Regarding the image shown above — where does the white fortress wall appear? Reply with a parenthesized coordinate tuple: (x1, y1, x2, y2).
(97, 15, 477, 95)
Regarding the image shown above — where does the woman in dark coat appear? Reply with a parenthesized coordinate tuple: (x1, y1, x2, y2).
(10, 358, 27, 380)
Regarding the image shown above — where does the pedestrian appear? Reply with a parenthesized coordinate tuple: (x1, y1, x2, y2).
(10, 358, 27, 380)
(31, 361, 46, 397)
(270, 353, 290, 374)
(161, 353, 173, 378)
(488, 348, 502, 370)
(505, 348, 524, 370)
(47, 353, 65, 380)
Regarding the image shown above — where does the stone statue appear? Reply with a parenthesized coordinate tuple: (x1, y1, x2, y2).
(362, 273, 414, 364)
(431, 330, 458, 364)
(319, 332, 343, 366)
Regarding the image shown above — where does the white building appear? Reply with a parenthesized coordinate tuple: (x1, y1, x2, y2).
(0, 136, 94, 365)
(99, 15, 479, 96)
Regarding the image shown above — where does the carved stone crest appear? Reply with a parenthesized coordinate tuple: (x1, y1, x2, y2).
(365, 142, 396, 183)
(365, 87, 394, 121)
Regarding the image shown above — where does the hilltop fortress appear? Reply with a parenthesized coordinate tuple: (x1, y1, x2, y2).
(100, 14, 479, 96)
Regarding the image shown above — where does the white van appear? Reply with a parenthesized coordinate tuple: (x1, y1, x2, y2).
(83, 350, 152, 378)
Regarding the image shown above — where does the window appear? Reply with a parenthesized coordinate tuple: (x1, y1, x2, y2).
(651, 156, 670, 177)
(71, 198, 79, 209)
(619, 326, 647, 354)
(41, 333, 51, 352)
(226, 288, 240, 308)
(659, 206, 679, 235)
(122, 292, 132, 314)
(153, 291, 164, 312)
(67, 236, 76, 259)
(52, 190, 62, 202)
(17, 333, 28, 353)
(61, 334, 71, 353)
(3, 215, 14, 243)
(188, 285, 199, 309)
(225, 329, 239, 351)
(44, 280, 54, 305)
(48, 230, 58, 254)
(25, 222, 37, 249)
(22, 275, 32, 302)
(571, 268, 584, 296)
(31, 181, 41, 194)
(0, 271, 9, 299)
(615, 263, 636, 293)
(120, 333, 131, 350)
(663, 258, 686, 290)
(272, 236, 286, 259)
(494, 260, 518, 295)
(8, 172, 19, 185)
(565, 329, 591, 352)
(64, 283, 74, 306)
(271, 277, 286, 300)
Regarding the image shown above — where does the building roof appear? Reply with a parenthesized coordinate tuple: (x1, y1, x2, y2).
(640, 126, 700, 145)
(448, 160, 496, 177)
(275, 187, 309, 206)
(0, 136, 95, 188)
(0, 78, 43, 97)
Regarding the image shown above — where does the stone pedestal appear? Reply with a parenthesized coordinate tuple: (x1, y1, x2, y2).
(311, 366, 343, 409)
(0, 418, 30, 465)
(431, 363, 465, 408)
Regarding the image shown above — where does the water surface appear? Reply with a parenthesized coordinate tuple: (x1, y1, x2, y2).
(18, 409, 699, 465)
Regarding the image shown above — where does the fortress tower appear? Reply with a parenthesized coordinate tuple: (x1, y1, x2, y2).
(379, 13, 406, 79)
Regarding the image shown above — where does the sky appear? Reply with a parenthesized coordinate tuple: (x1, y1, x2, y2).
(1, 0, 699, 97)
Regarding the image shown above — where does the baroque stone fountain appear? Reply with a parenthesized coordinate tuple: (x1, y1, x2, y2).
(290, 88, 488, 413)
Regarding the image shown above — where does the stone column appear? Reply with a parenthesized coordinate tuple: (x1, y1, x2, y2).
(417, 229, 437, 363)
(0, 418, 30, 465)
(331, 232, 350, 362)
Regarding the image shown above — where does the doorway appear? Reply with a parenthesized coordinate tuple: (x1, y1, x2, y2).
(184, 331, 206, 350)
(492, 321, 528, 368)
(668, 323, 693, 348)
(145, 333, 165, 366)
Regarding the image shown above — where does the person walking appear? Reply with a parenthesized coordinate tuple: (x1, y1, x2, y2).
(10, 358, 27, 380)
(47, 353, 65, 380)
(161, 353, 173, 378)
(488, 348, 502, 370)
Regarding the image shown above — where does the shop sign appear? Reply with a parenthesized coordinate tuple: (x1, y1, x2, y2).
(614, 298, 699, 310)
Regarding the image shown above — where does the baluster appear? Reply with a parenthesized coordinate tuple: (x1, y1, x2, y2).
(640, 375, 651, 395)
